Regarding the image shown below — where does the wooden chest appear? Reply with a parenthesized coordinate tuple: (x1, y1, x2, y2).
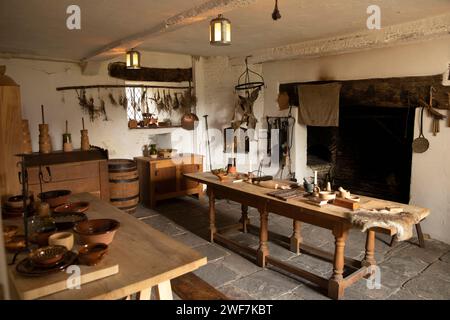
(135, 154, 203, 208)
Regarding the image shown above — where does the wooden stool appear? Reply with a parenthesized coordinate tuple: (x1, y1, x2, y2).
(389, 222, 425, 248)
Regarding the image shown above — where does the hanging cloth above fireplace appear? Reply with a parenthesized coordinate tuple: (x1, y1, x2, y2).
(297, 82, 342, 127)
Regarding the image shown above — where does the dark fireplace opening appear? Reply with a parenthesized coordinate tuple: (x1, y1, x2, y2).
(307, 105, 415, 203)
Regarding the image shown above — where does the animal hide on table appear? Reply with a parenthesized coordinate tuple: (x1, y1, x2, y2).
(347, 208, 421, 241)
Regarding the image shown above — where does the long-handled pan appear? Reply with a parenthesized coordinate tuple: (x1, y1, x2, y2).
(412, 106, 429, 153)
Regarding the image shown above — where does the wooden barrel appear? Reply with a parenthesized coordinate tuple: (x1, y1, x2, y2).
(108, 159, 139, 214)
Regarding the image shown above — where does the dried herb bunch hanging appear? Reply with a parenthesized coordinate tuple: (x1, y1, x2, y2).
(76, 88, 108, 122)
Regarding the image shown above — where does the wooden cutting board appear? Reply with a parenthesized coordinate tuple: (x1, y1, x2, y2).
(9, 255, 119, 300)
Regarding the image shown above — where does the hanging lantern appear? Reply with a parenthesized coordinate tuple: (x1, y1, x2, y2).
(126, 49, 141, 69)
(210, 14, 231, 46)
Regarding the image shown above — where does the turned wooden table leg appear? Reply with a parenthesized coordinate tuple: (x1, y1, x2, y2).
(362, 230, 376, 267)
(257, 207, 269, 267)
(290, 220, 302, 254)
(208, 188, 217, 243)
(239, 204, 250, 233)
(328, 225, 349, 300)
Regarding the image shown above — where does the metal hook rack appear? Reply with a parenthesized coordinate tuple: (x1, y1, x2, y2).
(234, 56, 265, 92)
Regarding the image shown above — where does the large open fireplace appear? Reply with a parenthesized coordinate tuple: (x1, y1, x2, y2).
(307, 105, 415, 203)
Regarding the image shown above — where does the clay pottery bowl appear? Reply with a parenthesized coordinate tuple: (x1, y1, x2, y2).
(48, 232, 74, 251)
(30, 226, 58, 247)
(5, 235, 26, 253)
(54, 202, 89, 213)
(52, 212, 87, 231)
(3, 225, 18, 242)
(29, 245, 67, 267)
(319, 191, 336, 201)
(78, 243, 108, 266)
(38, 190, 71, 208)
(74, 219, 120, 245)
(6, 195, 31, 209)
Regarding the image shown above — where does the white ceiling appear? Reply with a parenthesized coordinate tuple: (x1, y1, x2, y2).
(1, 0, 450, 61)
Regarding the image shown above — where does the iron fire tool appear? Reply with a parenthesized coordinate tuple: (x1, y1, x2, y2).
(203, 114, 213, 172)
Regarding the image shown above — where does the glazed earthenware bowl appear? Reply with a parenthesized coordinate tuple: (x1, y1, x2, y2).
(52, 212, 87, 230)
(73, 219, 120, 245)
(54, 202, 89, 213)
(38, 190, 71, 208)
(29, 245, 67, 267)
(6, 194, 31, 209)
(78, 243, 108, 266)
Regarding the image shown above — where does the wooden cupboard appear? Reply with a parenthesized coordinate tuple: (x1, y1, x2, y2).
(0, 69, 23, 204)
(135, 154, 203, 208)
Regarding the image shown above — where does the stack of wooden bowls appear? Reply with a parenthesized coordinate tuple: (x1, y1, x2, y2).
(39, 123, 52, 153)
(21, 119, 32, 153)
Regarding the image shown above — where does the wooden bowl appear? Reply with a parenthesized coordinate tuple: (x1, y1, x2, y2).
(78, 243, 108, 266)
(319, 191, 336, 200)
(29, 245, 67, 267)
(74, 219, 120, 245)
(38, 190, 71, 208)
(54, 202, 89, 213)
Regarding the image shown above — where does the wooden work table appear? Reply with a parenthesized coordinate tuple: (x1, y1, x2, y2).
(6, 193, 207, 300)
(184, 172, 430, 300)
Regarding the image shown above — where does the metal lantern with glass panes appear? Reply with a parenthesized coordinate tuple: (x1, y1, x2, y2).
(126, 49, 141, 69)
(210, 14, 231, 46)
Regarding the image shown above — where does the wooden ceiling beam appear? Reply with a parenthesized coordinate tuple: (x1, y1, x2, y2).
(230, 13, 450, 66)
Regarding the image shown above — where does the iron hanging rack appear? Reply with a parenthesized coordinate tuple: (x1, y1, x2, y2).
(234, 56, 265, 92)
(56, 84, 194, 91)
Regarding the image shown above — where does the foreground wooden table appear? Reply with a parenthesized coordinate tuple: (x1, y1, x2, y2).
(6, 193, 207, 300)
(185, 172, 429, 300)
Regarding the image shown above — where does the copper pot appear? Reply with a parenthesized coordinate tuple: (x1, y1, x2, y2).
(181, 113, 199, 130)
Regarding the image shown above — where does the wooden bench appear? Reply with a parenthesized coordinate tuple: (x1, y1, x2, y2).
(171, 272, 229, 300)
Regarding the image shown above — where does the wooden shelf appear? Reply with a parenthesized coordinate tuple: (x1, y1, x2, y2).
(16, 148, 108, 167)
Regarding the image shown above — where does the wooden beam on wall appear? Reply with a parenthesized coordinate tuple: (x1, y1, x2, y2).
(280, 74, 450, 109)
(108, 62, 193, 82)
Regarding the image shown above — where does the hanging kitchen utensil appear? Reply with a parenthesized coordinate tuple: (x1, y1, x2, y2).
(412, 106, 429, 153)
(181, 82, 199, 130)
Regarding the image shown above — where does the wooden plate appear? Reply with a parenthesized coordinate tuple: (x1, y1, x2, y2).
(54, 202, 89, 213)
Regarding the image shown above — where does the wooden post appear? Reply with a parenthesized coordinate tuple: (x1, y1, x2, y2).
(362, 230, 376, 267)
(208, 188, 216, 243)
(290, 220, 302, 254)
(328, 224, 349, 300)
(257, 207, 269, 267)
(239, 204, 250, 233)
(154, 280, 173, 300)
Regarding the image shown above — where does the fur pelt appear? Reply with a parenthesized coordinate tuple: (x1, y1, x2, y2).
(347, 209, 421, 241)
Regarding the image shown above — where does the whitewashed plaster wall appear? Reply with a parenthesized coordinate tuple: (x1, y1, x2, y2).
(0, 51, 194, 160)
(194, 56, 264, 172)
(262, 36, 450, 244)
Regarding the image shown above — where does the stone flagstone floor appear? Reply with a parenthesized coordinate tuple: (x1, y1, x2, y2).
(132, 196, 450, 300)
